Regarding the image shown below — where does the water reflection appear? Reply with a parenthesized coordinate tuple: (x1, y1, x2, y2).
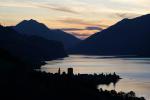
(41, 55, 150, 100)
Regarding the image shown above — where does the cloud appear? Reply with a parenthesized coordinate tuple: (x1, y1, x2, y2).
(110, 0, 150, 4)
(60, 26, 103, 39)
(0, 1, 37, 8)
(57, 18, 93, 26)
(57, 18, 106, 28)
(115, 12, 142, 19)
(36, 4, 78, 14)
(61, 28, 83, 31)
(71, 32, 90, 37)
(0, 1, 78, 14)
(61, 26, 103, 31)
(57, 18, 106, 39)
(86, 26, 103, 30)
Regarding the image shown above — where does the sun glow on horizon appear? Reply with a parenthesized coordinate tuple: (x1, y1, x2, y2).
(0, 0, 150, 39)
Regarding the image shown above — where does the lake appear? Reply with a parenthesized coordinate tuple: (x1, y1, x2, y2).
(41, 55, 150, 100)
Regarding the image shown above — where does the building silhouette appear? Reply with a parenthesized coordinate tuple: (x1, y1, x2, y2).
(58, 68, 61, 75)
(67, 68, 73, 76)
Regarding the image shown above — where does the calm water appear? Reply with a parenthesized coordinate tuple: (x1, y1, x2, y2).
(41, 55, 150, 100)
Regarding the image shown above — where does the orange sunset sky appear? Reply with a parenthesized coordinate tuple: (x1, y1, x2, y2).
(0, 0, 150, 39)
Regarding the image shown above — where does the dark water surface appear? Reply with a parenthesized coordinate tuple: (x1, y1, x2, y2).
(41, 55, 150, 100)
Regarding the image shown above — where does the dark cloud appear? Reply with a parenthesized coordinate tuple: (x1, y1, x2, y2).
(85, 26, 103, 30)
(58, 18, 109, 30)
(70, 32, 90, 37)
(61, 28, 83, 31)
(60, 26, 103, 39)
(61, 26, 103, 32)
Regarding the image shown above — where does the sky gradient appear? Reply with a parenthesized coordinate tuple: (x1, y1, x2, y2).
(0, 0, 150, 39)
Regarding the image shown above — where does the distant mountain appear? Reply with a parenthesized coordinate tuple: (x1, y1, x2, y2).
(72, 14, 150, 56)
(0, 25, 67, 67)
(14, 19, 81, 50)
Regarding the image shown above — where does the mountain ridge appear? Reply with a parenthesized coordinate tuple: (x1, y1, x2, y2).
(0, 25, 68, 67)
(14, 19, 81, 50)
(71, 14, 150, 56)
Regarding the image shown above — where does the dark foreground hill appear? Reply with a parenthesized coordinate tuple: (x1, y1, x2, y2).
(14, 19, 81, 50)
(0, 25, 67, 66)
(0, 49, 145, 100)
(72, 14, 150, 56)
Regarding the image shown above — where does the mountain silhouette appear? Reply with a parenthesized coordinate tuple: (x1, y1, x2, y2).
(0, 48, 20, 72)
(0, 25, 67, 67)
(71, 14, 150, 56)
(13, 19, 81, 50)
